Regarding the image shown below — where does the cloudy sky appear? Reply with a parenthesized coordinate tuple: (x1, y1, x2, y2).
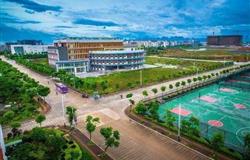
(0, 0, 250, 43)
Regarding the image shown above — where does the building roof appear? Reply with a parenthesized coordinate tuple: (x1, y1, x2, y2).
(89, 49, 145, 54)
(54, 39, 122, 43)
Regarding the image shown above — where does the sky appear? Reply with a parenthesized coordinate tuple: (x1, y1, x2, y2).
(0, 0, 250, 43)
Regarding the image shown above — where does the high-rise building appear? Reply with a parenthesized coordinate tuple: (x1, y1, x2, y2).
(207, 35, 242, 46)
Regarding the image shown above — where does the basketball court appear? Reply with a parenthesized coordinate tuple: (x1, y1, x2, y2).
(158, 70, 250, 152)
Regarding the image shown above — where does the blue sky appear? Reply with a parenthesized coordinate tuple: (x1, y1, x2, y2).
(0, 0, 250, 43)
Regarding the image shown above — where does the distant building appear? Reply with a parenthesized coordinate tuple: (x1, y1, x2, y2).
(4, 40, 46, 54)
(207, 35, 242, 46)
(16, 40, 43, 45)
(10, 44, 50, 55)
(48, 38, 145, 74)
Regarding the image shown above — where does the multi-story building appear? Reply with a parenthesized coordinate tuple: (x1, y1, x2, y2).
(89, 49, 145, 71)
(54, 39, 123, 59)
(10, 44, 50, 55)
(207, 35, 242, 46)
(48, 38, 145, 75)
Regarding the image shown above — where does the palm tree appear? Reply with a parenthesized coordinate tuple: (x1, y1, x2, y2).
(85, 115, 100, 141)
(100, 127, 120, 153)
(66, 106, 77, 127)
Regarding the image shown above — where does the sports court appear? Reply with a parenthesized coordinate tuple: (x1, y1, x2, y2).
(158, 70, 250, 152)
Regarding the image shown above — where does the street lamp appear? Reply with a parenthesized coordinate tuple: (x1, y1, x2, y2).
(177, 104, 181, 142)
(140, 69, 143, 86)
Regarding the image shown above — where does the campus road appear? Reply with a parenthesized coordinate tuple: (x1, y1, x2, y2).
(3, 56, 243, 160)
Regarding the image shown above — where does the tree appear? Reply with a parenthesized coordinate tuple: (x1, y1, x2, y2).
(175, 82, 180, 88)
(188, 116, 200, 137)
(211, 132, 224, 152)
(181, 81, 186, 88)
(160, 86, 166, 92)
(2, 110, 15, 124)
(135, 102, 147, 115)
(244, 133, 250, 159)
(142, 90, 148, 97)
(165, 110, 176, 127)
(100, 127, 120, 152)
(37, 85, 50, 99)
(126, 93, 133, 98)
(129, 99, 135, 105)
(198, 76, 202, 81)
(85, 115, 99, 141)
(10, 121, 21, 137)
(148, 101, 160, 120)
(151, 88, 158, 94)
(193, 77, 198, 82)
(35, 114, 46, 127)
(169, 84, 173, 89)
(66, 106, 77, 127)
(187, 79, 192, 85)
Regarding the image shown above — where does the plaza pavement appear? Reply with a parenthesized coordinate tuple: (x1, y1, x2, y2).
(2, 56, 243, 160)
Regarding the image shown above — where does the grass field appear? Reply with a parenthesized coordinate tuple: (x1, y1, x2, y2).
(30, 58, 49, 65)
(25, 56, 230, 95)
(160, 49, 250, 62)
(81, 57, 228, 94)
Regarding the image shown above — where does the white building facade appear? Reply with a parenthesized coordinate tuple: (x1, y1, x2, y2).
(10, 44, 50, 55)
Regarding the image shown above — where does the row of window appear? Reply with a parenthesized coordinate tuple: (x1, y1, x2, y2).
(91, 61, 143, 65)
(66, 42, 123, 48)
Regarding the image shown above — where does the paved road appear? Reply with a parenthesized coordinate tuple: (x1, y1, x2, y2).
(4, 56, 243, 160)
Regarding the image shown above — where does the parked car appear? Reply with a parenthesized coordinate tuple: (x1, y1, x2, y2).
(81, 93, 89, 98)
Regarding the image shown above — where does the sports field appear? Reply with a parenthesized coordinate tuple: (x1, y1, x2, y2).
(158, 70, 250, 152)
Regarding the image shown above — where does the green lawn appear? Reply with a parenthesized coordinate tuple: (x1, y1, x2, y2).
(6, 54, 231, 95)
(80, 57, 228, 94)
(160, 48, 250, 62)
(31, 58, 49, 65)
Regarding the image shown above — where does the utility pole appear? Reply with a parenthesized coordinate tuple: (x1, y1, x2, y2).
(61, 94, 65, 125)
(178, 104, 181, 142)
(140, 69, 142, 86)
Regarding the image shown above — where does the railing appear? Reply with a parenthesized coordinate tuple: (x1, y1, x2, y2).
(142, 65, 250, 103)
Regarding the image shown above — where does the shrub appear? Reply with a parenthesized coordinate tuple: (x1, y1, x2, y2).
(142, 90, 148, 96)
(151, 88, 158, 94)
(126, 93, 133, 98)
(135, 102, 147, 115)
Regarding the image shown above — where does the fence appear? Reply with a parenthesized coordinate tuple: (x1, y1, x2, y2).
(140, 66, 250, 153)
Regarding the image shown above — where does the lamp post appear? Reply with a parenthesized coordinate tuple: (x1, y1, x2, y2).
(140, 69, 143, 86)
(61, 93, 66, 125)
(177, 104, 181, 142)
